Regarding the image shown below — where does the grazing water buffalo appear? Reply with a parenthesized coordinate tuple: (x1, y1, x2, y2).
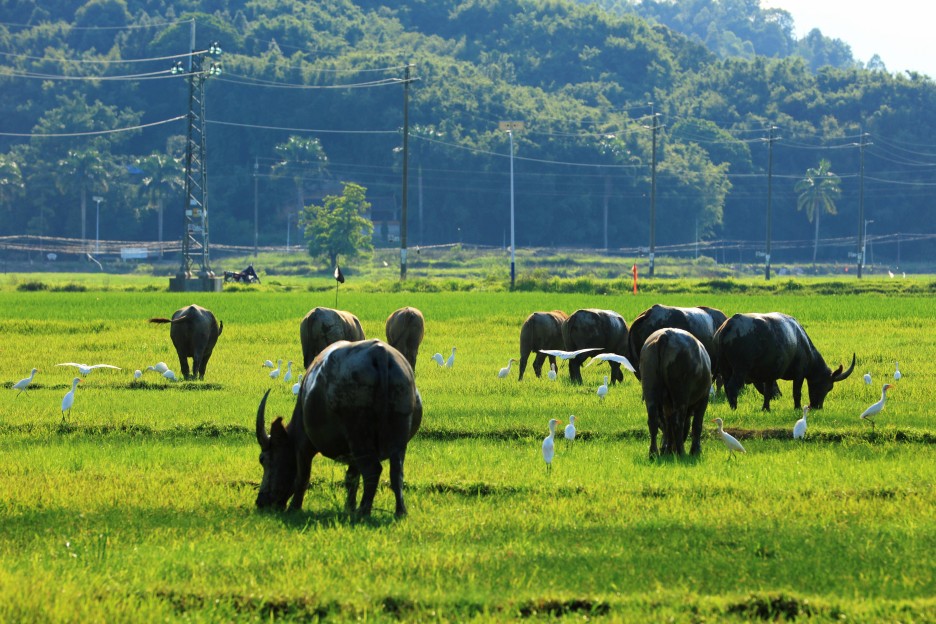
(299, 307, 365, 369)
(714, 312, 855, 411)
(255, 339, 422, 516)
(561, 309, 629, 384)
(640, 328, 711, 457)
(148, 304, 222, 380)
(625, 304, 726, 380)
(385, 306, 425, 372)
(518, 310, 568, 380)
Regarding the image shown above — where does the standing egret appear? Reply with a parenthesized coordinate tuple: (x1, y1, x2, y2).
(542, 418, 562, 472)
(860, 384, 893, 431)
(133, 369, 143, 379)
(445, 347, 456, 368)
(547, 363, 557, 381)
(61, 378, 81, 422)
(431, 353, 445, 367)
(283, 361, 293, 384)
(712, 418, 746, 458)
(13, 368, 39, 396)
(863, 372, 872, 385)
(597, 376, 609, 400)
(162, 369, 178, 381)
(564, 415, 577, 443)
(893, 362, 901, 381)
(538, 347, 603, 361)
(292, 373, 303, 396)
(269, 359, 283, 380)
(56, 362, 121, 376)
(793, 406, 809, 440)
(584, 352, 636, 373)
(497, 358, 516, 378)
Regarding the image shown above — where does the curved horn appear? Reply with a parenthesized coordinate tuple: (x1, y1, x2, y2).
(833, 353, 856, 382)
(255, 389, 272, 447)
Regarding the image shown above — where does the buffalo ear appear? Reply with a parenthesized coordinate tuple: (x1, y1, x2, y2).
(270, 417, 289, 443)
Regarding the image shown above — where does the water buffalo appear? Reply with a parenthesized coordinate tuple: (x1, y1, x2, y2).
(518, 310, 568, 380)
(561, 309, 628, 384)
(147, 304, 222, 380)
(625, 304, 726, 380)
(299, 307, 365, 369)
(255, 339, 422, 516)
(714, 312, 855, 411)
(385, 306, 425, 372)
(640, 328, 711, 457)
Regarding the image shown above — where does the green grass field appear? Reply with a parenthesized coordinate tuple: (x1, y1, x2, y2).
(1, 278, 934, 622)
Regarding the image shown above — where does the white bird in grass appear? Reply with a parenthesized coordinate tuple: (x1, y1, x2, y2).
(564, 415, 577, 443)
(269, 359, 283, 380)
(597, 376, 609, 400)
(497, 358, 516, 378)
(262, 359, 275, 369)
(584, 352, 636, 373)
(712, 418, 746, 457)
(283, 361, 293, 384)
(146, 362, 169, 374)
(13, 368, 39, 396)
(431, 353, 445, 367)
(863, 372, 872, 385)
(133, 369, 143, 379)
(793, 406, 809, 440)
(542, 418, 562, 472)
(292, 373, 303, 396)
(61, 378, 81, 422)
(893, 362, 901, 381)
(860, 384, 894, 431)
(162, 370, 178, 382)
(446, 347, 457, 368)
(56, 362, 121, 376)
(547, 362, 557, 381)
(538, 347, 603, 361)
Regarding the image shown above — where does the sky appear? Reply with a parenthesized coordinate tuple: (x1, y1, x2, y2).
(762, 0, 936, 78)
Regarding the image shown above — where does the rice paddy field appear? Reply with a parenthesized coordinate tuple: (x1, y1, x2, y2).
(0, 275, 934, 622)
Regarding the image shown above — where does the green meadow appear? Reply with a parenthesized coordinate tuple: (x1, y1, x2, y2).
(0, 278, 934, 622)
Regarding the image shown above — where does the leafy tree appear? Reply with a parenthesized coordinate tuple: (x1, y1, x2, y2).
(55, 148, 110, 249)
(136, 152, 183, 257)
(301, 182, 374, 268)
(0, 154, 24, 229)
(795, 158, 841, 266)
(272, 135, 329, 245)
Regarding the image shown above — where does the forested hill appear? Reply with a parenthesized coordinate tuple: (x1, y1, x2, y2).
(1, 0, 934, 266)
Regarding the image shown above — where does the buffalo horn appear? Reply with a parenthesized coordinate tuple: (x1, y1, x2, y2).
(832, 353, 856, 382)
(256, 389, 272, 447)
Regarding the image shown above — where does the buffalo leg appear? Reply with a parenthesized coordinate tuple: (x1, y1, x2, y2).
(569, 358, 584, 384)
(725, 373, 744, 410)
(610, 363, 623, 385)
(177, 354, 191, 379)
(689, 397, 707, 456)
(531, 352, 547, 378)
(344, 465, 361, 513)
(287, 442, 316, 512)
(517, 350, 530, 381)
(355, 455, 383, 517)
(647, 405, 661, 457)
(389, 449, 407, 517)
(792, 378, 804, 410)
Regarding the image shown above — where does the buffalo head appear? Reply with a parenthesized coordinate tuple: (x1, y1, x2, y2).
(808, 353, 856, 409)
(255, 389, 297, 510)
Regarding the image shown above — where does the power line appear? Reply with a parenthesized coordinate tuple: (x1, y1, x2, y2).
(0, 115, 185, 138)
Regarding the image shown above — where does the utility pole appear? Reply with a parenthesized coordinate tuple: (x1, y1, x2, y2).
(253, 157, 259, 257)
(857, 132, 871, 278)
(764, 126, 779, 280)
(499, 121, 524, 289)
(645, 108, 662, 277)
(400, 64, 416, 281)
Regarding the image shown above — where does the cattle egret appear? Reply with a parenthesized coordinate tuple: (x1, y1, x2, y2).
(292, 373, 303, 396)
(497, 358, 516, 378)
(547, 363, 557, 381)
(542, 418, 561, 472)
(893, 362, 901, 381)
(162, 370, 178, 382)
(860, 384, 893, 431)
(597, 376, 609, 400)
(56, 362, 121, 376)
(146, 362, 169, 374)
(13, 368, 39, 396)
(538, 347, 603, 360)
(863, 372, 872, 385)
(61, 378, 81, 422)
(283, 361, 293, 384)
(446, 347, 456, 368)
(133, 369, 143, 379)
(262, 359, 275, 369)
(269, 359, 283, 380)
(793, 406, 809, 440)
(888, 270, 895, 278)
(712, 417, 746, 457)
(584, 352, 636, 373)
(431, 353, 445, 367)
(564, 415, 577, 442)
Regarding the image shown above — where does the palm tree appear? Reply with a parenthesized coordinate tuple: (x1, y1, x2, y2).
(137, 153, 183, 257)
(795, 158, 841, 267)
(55, 149, 110, 250)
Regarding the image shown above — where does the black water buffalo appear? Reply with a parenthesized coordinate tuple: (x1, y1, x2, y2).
(640, 328, 711, 457)
(148, 304, 222, 380)
(299, 307, 365, 369)
(518, 310, 568, 380)
(561, 309, 629, 384)
(385, 306, 424, 372)
(714, 312, 855, 411)
(625, 304, 726, 380)
(255, 339, 422, 516)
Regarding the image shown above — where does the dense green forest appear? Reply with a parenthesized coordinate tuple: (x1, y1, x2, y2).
(1, 0, 934, 267)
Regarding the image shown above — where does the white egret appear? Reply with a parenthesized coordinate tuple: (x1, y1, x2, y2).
(584, 352, 636, 373)
(888, 270, 895, 278)
(146, 362, 169, 374)
(597, 376, 609, 400)
(269, 359, 283, 380)
(262, 360, 275, 369)
(538, 347, 603, 360)
(893, 362, 901, 381)
(542, 418, 562, 472)
(13, 368, 39, 396)
(445, 347, 456, 368)
(283, 361, 293, 384)
(133, 369, 143, 379)
(61, 378, 81, 422)
(292, 373, 303, 396)
(497, 358, 516, 378)
(431, 353, 445, 367)
(863, 372, 872, 385)
(56, 362, 121, 376)
(547, 363, 557, 381)
(564, 415, 577, 442)
(712, 417, 746, 457)
(793, 406, 809, 440)
(860, 383, 893, 431)
(162, 370, 178, 382)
